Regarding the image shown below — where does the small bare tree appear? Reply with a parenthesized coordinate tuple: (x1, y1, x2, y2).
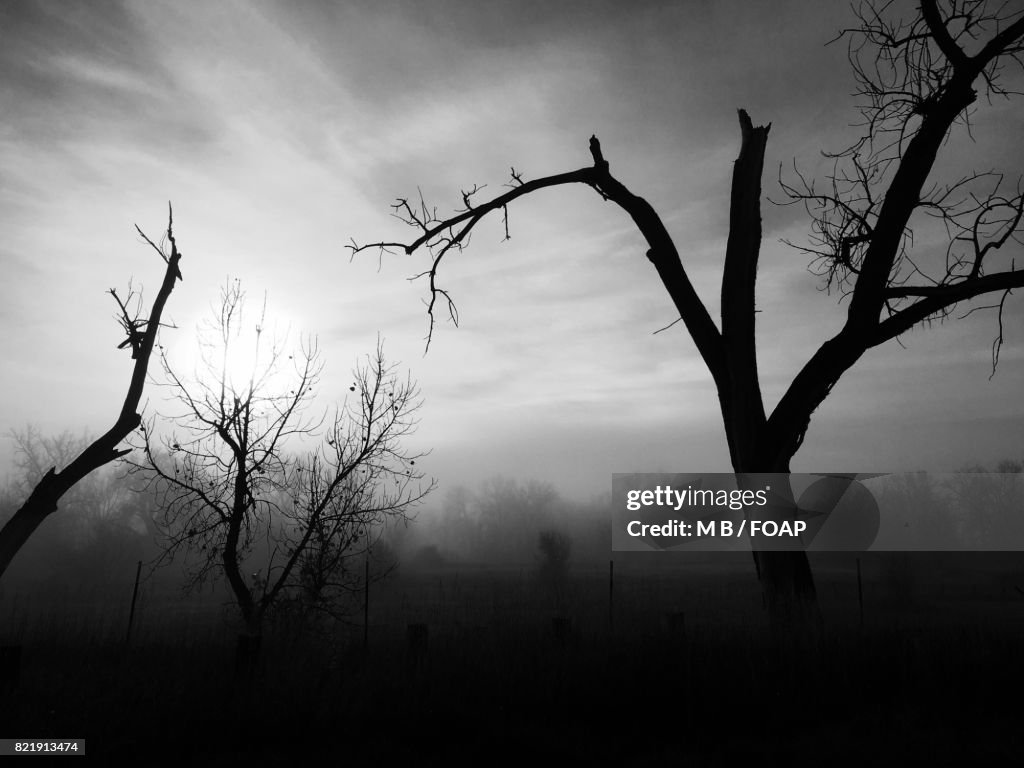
(0, 206, 183, 583)
(350, 1, 1024, 627)
(126, 278, 433, 649)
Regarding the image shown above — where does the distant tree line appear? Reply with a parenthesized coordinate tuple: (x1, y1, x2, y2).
(389, 476, 610, 568)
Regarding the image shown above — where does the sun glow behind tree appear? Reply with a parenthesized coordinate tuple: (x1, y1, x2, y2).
(193, 278, 299, 401)
(127, 276, 433, 643)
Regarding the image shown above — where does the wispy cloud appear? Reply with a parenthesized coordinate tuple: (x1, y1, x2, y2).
(2, 0, 1021, 494)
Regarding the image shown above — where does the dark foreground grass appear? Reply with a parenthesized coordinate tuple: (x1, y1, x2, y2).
(2, 561, 1023, 765)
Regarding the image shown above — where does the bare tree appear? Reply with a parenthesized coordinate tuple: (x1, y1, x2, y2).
(0, 206, 183, 583)
(351, 1, 1024, 626)
(126, 278, 433, 650)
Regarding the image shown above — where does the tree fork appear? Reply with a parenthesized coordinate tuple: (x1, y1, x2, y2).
(350, 0, 1024, 629)
(721, 114, 821, 627)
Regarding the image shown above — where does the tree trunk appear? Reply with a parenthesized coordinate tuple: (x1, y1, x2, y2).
(752, 551, 819, 629)
(712, 111, 822, 635)
(739, 466, 822, 635)
(234, 631, 262, 679)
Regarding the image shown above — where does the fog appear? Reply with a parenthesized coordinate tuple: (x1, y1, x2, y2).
(3, 432, 1022, 608)
(4, 0, 1024, 762)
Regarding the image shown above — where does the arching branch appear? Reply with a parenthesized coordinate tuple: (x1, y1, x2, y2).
(350, 136, 726, 385)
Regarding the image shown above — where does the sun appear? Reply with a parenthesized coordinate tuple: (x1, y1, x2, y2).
(216, 329, 266, 393)
(202, 319, 302, 400)
(160, 283, 303, 402)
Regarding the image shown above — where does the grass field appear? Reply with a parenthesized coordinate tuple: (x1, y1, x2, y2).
(2, 553, 1023, 765)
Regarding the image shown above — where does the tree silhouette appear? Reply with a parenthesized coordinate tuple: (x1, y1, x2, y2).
(125, 278, 433, 654)
(351, 0, 1024, 625)
(0, 206, 183, 583)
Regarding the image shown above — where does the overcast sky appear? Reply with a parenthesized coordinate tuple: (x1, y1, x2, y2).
(2, 0, 1022, 498)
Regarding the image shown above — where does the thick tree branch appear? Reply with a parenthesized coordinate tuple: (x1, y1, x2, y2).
(764, 328, 867, 470)
(836, 1, 1024, 330)
(920, 0, 969, 69)
(0, 205, 184, 581)
(873, 268, 1024, 343)
(973, 13, 1024, 70)
(761, 3, 1024, 468)
(350, 139, 726, 382)
(587, 136, 726, 385)
(846, 71, 979, 328)
(721, 110, 771, 467)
